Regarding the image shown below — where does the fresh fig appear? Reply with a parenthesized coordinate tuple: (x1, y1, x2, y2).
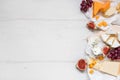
(76, 59, 87, 71)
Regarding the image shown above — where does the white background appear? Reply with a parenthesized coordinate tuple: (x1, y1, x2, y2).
(0, 0, 92, 80)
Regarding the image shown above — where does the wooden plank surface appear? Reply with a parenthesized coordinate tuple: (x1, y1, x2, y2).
(0, 0, 87, 20)
(0, 0, 90, 80)
(0, 63, 89, 80)
(0, 20, 91, 61)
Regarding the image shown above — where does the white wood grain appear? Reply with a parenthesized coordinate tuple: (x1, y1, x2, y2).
(0, 20, 91, 61)
(0, 63, 88, 80)
(0, 0, 90, 80)
(0, 0, 87, 20)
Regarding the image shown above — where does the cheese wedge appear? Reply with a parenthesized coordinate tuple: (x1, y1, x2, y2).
(112, 39, 120, 48)
(106, 37, 115, 46)
(94, 61, 120, 76)
(118, 32, 120, 42)
(101, 1, 110, 12)
(93, 1, 103, 17)
(104, 7, 116, 17)
(101, 34, 110, 42)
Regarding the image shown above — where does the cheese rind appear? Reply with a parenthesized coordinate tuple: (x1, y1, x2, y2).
(118, 32, 120, 42)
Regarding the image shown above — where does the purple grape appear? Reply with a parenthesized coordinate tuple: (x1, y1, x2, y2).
(117, 56, 120, 59)
(115, 50, 118, 53)
(107, 46, 120, 60)
(89, 4, 92, 7)
(111, 52, 115, 55)
(80, 0, 93, 12)
(118, 51, 120, 53)
(114, 53, 118, 57)
(82, 0, 86, 4)
(118, 47, 120, 51)
(80, 8, 83, 11)
(107, 54, 112, 58)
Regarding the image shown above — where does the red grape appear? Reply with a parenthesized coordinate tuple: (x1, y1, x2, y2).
(107, 46, 120, 61)
(80, 0, 93, 12)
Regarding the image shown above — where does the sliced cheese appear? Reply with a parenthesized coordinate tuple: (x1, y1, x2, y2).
(112, 39, 120, 48)
(93, 1, 103, 17)
(94, 61, 120, 76)
(101, 1, 110, 12)
(106, 37, 115, 46)
(118, 32, 120, 42)
(104, 7, 116, 17)
(101, 34, 110, 42)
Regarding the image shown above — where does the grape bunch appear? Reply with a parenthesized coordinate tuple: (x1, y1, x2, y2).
(80, 0, 93, 12)
(107, 46, 120, 60)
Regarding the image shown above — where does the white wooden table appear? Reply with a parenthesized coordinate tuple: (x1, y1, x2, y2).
(0, 0, 92, 80)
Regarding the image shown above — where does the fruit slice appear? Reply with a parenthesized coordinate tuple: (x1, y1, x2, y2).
(76, 59, 87, 71)
(102, 46, 110, 55)
(93, 1, 103, 17)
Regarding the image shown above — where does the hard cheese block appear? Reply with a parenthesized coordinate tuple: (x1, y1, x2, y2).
(94, 61, 120, 76)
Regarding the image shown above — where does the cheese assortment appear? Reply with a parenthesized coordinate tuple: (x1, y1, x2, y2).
(76, 0, 120, 80)
(76, 27, 120, 80)
(82, 0, 120, 31)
